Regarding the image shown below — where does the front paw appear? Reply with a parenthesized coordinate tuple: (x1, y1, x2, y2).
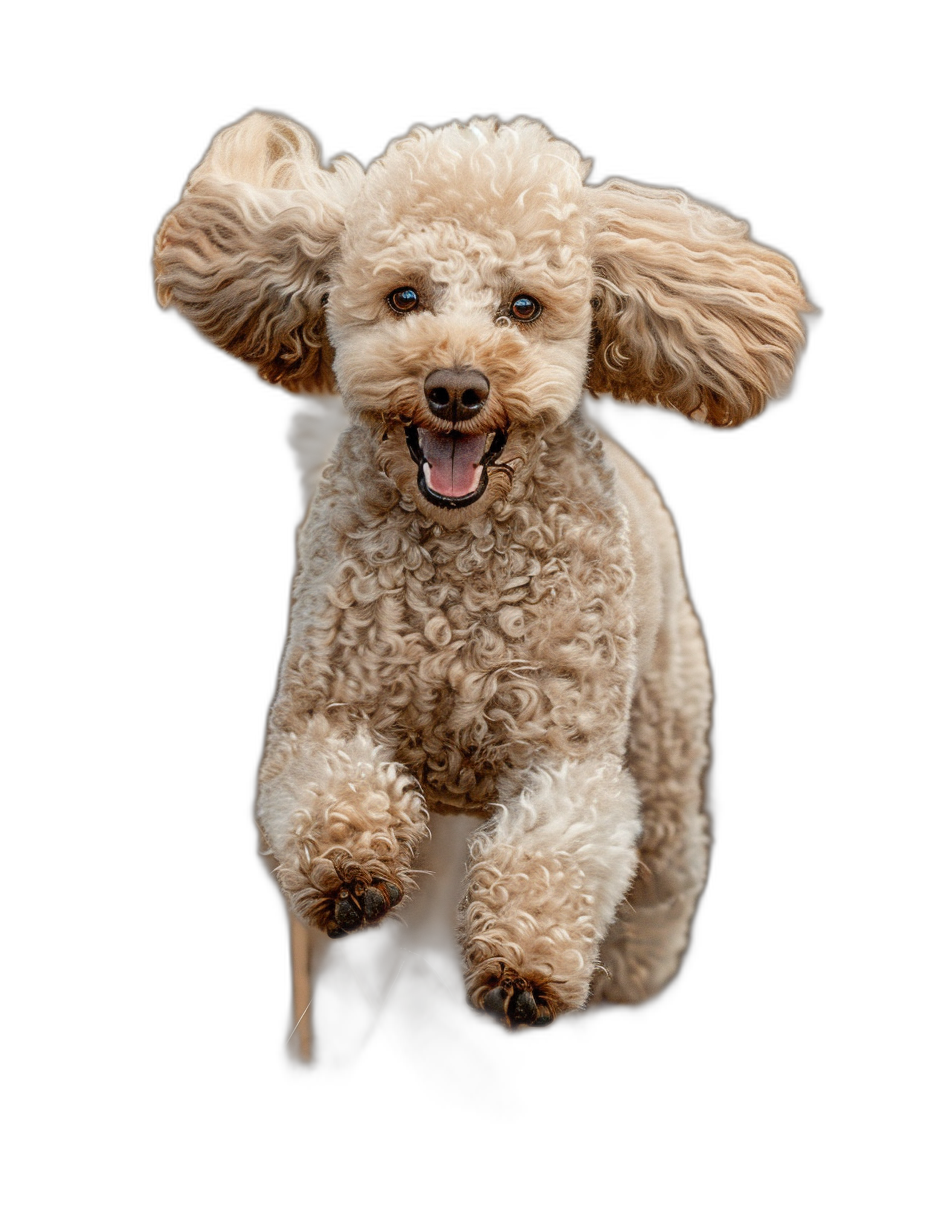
(280, 845, 405, 937)
(471, 963, 565, 1028)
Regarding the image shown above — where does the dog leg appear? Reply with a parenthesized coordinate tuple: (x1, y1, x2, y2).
(258, 716, 429, 937)
(257, 842, 332, 1064)
(591, 599, 712, 1004)
(289, 914, 315, 1061)
(461, 755, 641, 1026)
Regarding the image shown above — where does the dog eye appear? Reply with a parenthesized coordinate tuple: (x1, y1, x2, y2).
(388, 287, 419, 313)
(511, 295, 542, 322)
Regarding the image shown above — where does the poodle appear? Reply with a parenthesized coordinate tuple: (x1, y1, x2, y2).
(154, 113, 807, 1039)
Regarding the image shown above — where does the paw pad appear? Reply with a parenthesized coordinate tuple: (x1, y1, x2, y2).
(479, 977, 556, 1028)
(323, 862, 404, 938)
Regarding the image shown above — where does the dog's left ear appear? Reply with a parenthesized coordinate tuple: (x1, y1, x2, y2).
(585, 179, 809, 425)
(155, 113, 363, 393)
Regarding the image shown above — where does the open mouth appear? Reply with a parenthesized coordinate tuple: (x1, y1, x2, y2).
(405, 426, 507, 508)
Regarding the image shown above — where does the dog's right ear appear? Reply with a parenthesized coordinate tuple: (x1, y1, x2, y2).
(154, 113, 363, 393)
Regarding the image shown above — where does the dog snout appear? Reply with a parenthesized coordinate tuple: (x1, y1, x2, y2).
(424, 368, 490, 422)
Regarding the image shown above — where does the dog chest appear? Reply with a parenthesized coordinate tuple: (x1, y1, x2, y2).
(286, 479, 637, 811)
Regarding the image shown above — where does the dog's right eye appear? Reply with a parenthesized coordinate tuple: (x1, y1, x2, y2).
(388, 287, 419, 313)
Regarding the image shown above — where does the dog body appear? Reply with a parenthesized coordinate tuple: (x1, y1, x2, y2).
(155, 114, 806, 1026)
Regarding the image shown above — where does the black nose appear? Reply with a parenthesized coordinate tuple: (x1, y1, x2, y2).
(424, 368, 490, 421)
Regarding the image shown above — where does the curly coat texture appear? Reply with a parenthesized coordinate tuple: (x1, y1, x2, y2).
(155, 112, 807, 1029)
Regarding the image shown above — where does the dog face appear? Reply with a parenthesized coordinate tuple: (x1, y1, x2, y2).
(328, 121, 594, 524)
(155, 113, 808, 526)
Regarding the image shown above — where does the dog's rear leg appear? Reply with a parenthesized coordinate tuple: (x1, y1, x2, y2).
(289, 914, 315, 1061)
(461, 754, 641, 1027)
(591, 599, 712, 1005)
(258, 847, 330, 1069)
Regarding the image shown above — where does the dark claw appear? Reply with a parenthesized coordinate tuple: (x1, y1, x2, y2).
(509, 988, 538, 1025)
(483, 986, 508, 1020)
(334, 896, 362, 932)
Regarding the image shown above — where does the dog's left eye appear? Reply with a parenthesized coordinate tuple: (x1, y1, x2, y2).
(511, 295, 542, 322)
(388, 287, 419, 313)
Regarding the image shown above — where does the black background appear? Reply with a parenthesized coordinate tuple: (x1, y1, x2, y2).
(135, 72, 833, 1123)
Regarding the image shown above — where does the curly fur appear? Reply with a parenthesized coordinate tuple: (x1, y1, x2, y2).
(155, 112, 807, 1033)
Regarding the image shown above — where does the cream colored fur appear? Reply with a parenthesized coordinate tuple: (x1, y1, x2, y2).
(155, 112, 807, 1027)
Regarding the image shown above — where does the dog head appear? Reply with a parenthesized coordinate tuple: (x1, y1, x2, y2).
(155, 113, 808, 526)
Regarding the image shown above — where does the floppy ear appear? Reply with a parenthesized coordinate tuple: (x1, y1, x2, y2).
(585, 179, 809, 425)
(154, 112, 363, 393)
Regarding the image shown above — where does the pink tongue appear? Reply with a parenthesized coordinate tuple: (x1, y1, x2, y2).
(418, 429, 487, 498)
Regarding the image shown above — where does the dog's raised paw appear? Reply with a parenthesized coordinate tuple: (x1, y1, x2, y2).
(296, 846, 405, 938)
(476, 970, 559, 1028)
(326, 875, 403, 938)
